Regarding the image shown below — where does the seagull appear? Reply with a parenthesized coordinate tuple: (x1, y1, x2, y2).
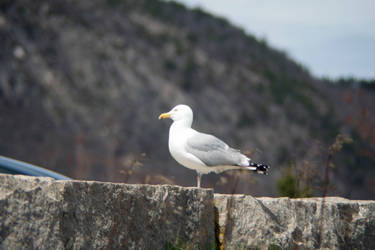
(159, 104, 269, 188)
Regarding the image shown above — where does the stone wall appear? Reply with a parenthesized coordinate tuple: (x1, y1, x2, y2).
(1, 174, 374, 249)
(0, 174, 214, 249)
(215, 194, 375, 249)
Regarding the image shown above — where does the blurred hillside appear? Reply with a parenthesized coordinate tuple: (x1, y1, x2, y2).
(1, 0, 374, 198)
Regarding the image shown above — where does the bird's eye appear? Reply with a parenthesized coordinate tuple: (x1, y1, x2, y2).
(174, 109, 178, 112)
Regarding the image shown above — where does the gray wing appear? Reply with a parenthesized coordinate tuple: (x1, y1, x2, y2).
(186, 132, 246, 166)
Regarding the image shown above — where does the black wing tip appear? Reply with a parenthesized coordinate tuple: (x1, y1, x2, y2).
(250, 162, 270, 175)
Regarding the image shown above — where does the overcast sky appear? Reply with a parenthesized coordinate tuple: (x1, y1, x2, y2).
(175, 0, 375, 79)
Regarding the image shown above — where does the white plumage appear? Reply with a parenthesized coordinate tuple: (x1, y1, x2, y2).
(159, 104, 269, 188)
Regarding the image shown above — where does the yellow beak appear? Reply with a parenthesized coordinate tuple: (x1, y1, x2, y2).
(159, 113, 171, 119)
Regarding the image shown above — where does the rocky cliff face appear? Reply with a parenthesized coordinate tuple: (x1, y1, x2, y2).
(1, 174, 375, 249)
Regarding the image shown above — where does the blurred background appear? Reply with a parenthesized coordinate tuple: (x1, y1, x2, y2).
(1, 0, 374, 199)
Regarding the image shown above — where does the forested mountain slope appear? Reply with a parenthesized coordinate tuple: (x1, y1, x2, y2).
(1, 0, 374, 198)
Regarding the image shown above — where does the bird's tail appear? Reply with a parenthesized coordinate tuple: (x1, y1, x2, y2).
(246, 161, 270, 175)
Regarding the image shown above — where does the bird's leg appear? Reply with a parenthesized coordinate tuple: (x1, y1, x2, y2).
(197, 172, 202, 188)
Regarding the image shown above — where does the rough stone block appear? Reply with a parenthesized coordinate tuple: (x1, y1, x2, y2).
(0, 174, 215, 249)
(215, 194, 375, 249)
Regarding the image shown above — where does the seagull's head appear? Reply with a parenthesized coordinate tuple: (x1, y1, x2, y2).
(159, 104, 193, 124)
